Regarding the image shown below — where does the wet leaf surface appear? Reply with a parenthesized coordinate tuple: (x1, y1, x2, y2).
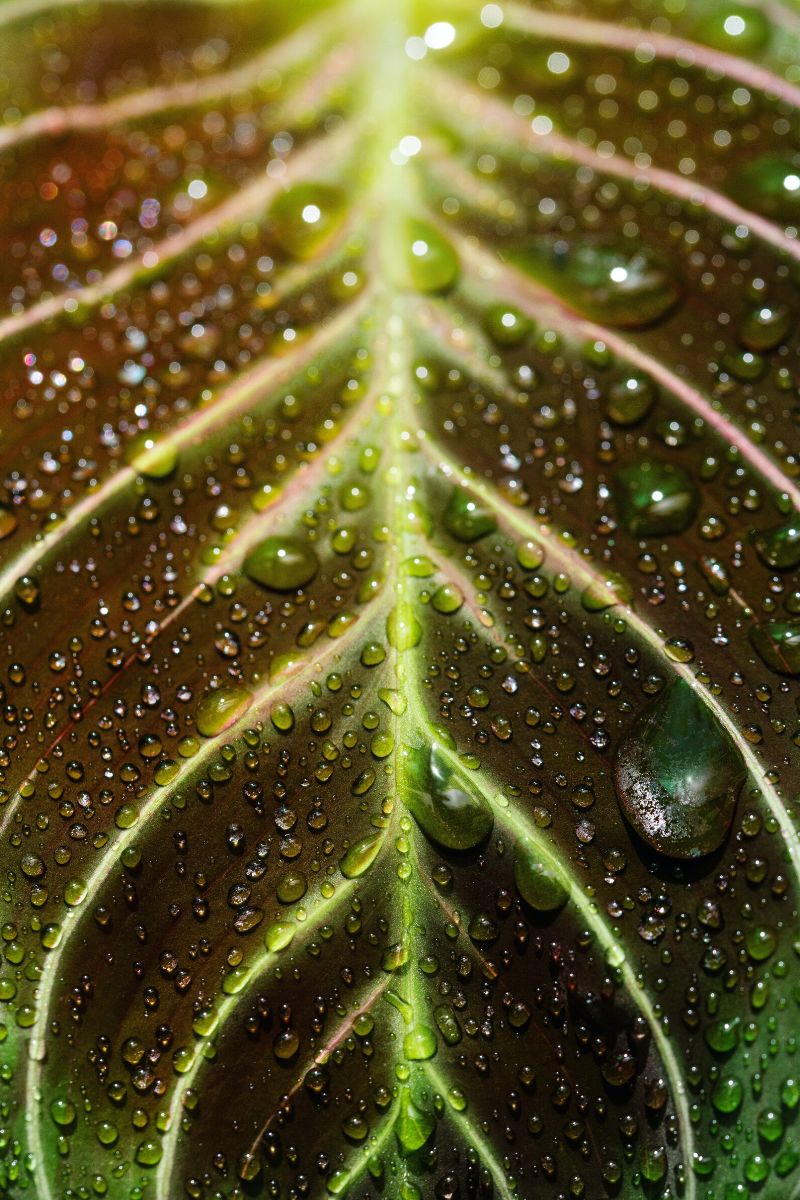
(0, 1, 799, 1198)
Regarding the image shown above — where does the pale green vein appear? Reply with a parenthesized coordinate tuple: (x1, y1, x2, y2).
(25, 591, 388, 1200)
(451, 235, 800, 510)
(13, 318, 382, 796)
(428, 737, 697, 1200)
(0, 119, 358, 347)
(0, 9, 345, 152)
(423, 1060, 516, 1200)
(415, 423, 800, 887)
(0, 292, 369, 614)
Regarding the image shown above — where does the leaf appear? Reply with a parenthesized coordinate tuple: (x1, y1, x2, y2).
(0, 1, 799, 1198)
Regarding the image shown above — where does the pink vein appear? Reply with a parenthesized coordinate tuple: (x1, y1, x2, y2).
(13, 367, 380, 792)
(433, 72, 800, 262)
(504, 3, 800, 109)
(0, 14, 344, 153)
(0, 291, 370, 604)
(0, 120, 357, 347)
(456, 238, 800, 509)
(246, 974, 393, 1155)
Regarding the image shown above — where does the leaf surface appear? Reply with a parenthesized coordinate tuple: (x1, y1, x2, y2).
(0, 1, 799, 1198)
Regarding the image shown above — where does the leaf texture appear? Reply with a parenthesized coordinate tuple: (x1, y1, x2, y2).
(0, 1, 799, 1198)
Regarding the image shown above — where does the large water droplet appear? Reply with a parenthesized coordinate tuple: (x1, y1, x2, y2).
(0, 507, 18, 539)
(513, 841, 568, 912)
(614, 459, 699, 537)
(443, 487, 497, 542)
(404, 219, 459, 292)
(401, 741, 493, 850)
(270, 183, 346, 260)
(753, 518, 800, 571)
(244, 536, 319, 591)
(614, 680, 746, 857)
(728, 156, 800, 221)
(511, 238, 682, 328)
(396, 1086, 435, 1153)
(124, 432, 178, 479)
(692, 5, 770, 52)
(339, 832, 383, 879)
(195, 686, 253, 737)
(749, 620, 800, 676)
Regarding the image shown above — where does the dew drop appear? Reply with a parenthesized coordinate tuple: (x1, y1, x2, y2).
(244, 536, 319, 591)
(614, 459, 699, 537)
(340, 832, 383, 879)
(749, 620, 800, 676)
(401, 740, 493, 850)
(270, 183, 346, 260)
(513, 842, 569, 912)
(124, 432, 178, 479)
(512, 237, 682, 328)
(195, 686, 253, 737)
(404, 219, 460, 292)
(443, 488, 497, 542)
(614, 680, 746, 857)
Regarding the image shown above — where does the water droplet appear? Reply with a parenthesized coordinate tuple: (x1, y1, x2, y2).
(753, 518, 800, 571)
(396, 1086, 435, 1153)
(614, 459, 699, 537)
(195, 686, 253, 737)
(513, 842, 569, 912)
(402, 740, 493, 850)
(404, 219, 459, 292)
(693, 5, 770, 52)
(605, 374, 657, 426)
(244, 536, 319, 591)
(729, 156, 800, 221)
(512, 237, 682, 328)
(124, 432, 178, 479)
(403, 1024, 437, 1060)
(271, 183, 346, 260)
(614, 680, 746, 857)
(0, 507, 18, 539)
(339, 832, 383, 879)
(749, 620, 800, 676)
(387, 603, 422, 650)
(443, 488, 497, 542)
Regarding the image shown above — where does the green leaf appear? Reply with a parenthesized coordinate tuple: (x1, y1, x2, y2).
(0, 0, 799, 1197)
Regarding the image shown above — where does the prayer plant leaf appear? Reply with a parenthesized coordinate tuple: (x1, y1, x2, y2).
(0, 1, 799, 1198)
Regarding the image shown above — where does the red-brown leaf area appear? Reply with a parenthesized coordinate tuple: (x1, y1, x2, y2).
(0, 2, 798, 1198)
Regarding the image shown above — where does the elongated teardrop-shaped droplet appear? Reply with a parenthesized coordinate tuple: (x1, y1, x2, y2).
(581, 570, 633, 613)
(514, 842, 569, 912)
(404, 218, 460, 293)
(510, 238, 682, 329)
(615, 459, 699, 537)
(195, 686, 253, 737)
(402, 741, 493, 850)
(396, 1086, 435, 1153)
(244, 536, 319, 591)
(614, 680, 746, 858)
(728, 156, 800, 221)
(749, 620, 800, 676)
(125, 432, 178, 479)
(753, 519, 800, 571)
(339, 832, 383, 879)
(270, 183, 346, 260)
(387, 603, 422, 651)
(443, 487, 497, 543)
